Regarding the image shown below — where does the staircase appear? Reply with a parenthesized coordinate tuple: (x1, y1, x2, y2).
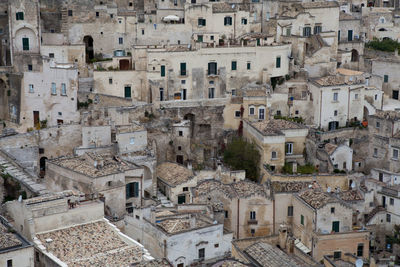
(0, 150, 49, 196)
(365, 206, 386, 224)
(157, 191, 173, 207)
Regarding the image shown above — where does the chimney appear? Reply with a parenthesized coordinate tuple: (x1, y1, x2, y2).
(279, 225, 288, 249)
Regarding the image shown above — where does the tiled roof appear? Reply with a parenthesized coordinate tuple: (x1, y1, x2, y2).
(298, 189, 337, 209)
(324, 143, 338, 155)
(212, 3, 237, 13)
(244, 242, 299, 267)
(339, 12, 358, 20)
(50, 153, 135, 178)
(301, 1, 339, 9)
(156, 217, 210, 234)
(313, 75, 361, 86)
(250, 119, 306, 136)
(338, 190, 364, 201)
(212, 260, 249, 267)
(156, 162, 193, 187)
(194, 179, 270, 199)
(36, 220, 144, 266)
(0, 223, 22, 249)
(271, 181, 312, 193)
(132, 259, 172, 267)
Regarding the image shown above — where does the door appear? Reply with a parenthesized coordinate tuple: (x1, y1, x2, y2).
(393, 90, 399, 100)
(382, 196, 386, 208)
(328, 121, 339, 131)
(33, 111, 39, 127)
(178, 194, 186, 204)
(182, 89, 187, 100)
(119, 59, 130, 70)
(176, 155, 184, 164)
(124, 86, 131, 98)
(332, 221, 340, 232)
(348, 30, 353, 41)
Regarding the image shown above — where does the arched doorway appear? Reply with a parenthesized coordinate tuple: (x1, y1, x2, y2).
(83, 36, 94, 63)
(40, 157, 48, 178)
(351, 49, 359, 62)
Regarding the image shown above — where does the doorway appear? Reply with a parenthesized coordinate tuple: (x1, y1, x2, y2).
(119, 59, 130, 70)
(33, 111, 39, 127)
(393, 90, 399, 100)
(40, 157, 48, 178)
(176, 155, 184, 164)
(83, 36, 94, 63)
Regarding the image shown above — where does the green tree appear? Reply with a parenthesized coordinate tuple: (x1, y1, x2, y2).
(223, 138, 260, 182)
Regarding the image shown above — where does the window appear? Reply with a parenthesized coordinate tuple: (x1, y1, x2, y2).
(285, 142, 293, 155)
(333, 251, 342, 259)
(300, 215, 304, 225)
(224, 16, 233, 26)
(314, 25, 322, 34)
(198, 18, 206, 26)
(287, 206, 293, 217)
(161, 65, 165, 77)
(231, 61, 237, 71)
(61, 83, 66, 95)
(258, 108, 265, 120)
(303, 26, 311, 37)
(210, 35, 214, 40)
(197, 35, 203, 42)
(250, 211, 256, 220)
(16, 12, 24, 20)
(130, 137, 135, 144)
(109, 78, 113, 84)
(124, 86, 131, 98)
(49, 53, 54, 58)
(250, 229, 255, 235)
(68, 10, 73, 16)
(390, 198, 394, 205)
(347, 30, 353, 41)
(198, 248, 205, 259)
(333, 92, 338, 101)
(374, 148, 378, 157)
(126, 182, 139, 198)
(181, 80, 186, 84)
(231, 89, 236, 96)
(334, 110, 338, 116)
(141, 29, 144, 35)
(28, 64, 32, 71)
(224, 210, 229, 218)
(375, 94, 378, 100)
(235, 111, 241, 118)
(332, 221, 340, 232)
(58, 112, 62, 116)
(178, 146, 182, 151)
(379, 172, 383, 182)
(271, 151, 277, 159)
(249, 107, 255, 115)
(208, 62, 217, 75)
(386, 213, 391, 222)
(208, 87, 215, 98)
(331, 207, 335, 214)
(180, 63, 186, 76)
(384, 75, 389, 83)
(355, 93, 358, 99)
(276, 56, 281, 68)
(159, 88, 164, 101)
(29, 84, 34, 93)
(376, 121, 380, 128)
(178, 195, 186, 204)
(51, 83, 56, 95)
(183, 187, 188, 192)
(7, 259, 12, 267)
(241, 18, 247, 25)
(357, 243, 364, 257)
(286, 27, 291, 36)
(178, 131, 183, 136)
(393, 148, 399, 160)
(22, 37, 29, 51)
(96, 11, 99, 17)
(214, 243, 219, 248)
(247, 62, 251, 70)
(119, 37, 123, 44)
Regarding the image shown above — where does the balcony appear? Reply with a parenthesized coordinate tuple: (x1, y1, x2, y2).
(248, 219, 258, 225)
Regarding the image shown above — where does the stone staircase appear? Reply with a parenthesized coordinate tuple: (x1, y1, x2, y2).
(365, 205, 386, 224)
(60, 7, 69, 36)
(0, 150, 49, 196)
(78, 77, 94, 92)
(157, 191, 173, 207)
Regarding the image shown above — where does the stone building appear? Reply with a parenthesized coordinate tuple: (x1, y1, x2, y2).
(0, 216, 33, 267)
(45, 152, 145, 218)
(292, 188, 369, 261)
(192, 179, 273, 239)
(124, 207, 233, 267)
(243, 119, 308, 172)
(5, 191, 153, 267)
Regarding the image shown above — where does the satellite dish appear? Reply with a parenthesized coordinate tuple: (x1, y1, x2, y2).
(232, 4, 235, 8)
(351, 182, 356, 189)
(355, 259, 363, 267)
(327, 187, 331, 193)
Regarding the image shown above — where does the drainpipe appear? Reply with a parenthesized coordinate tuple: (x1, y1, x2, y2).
(163, 239, 167, 258)
(237, 198, 240, 238)
(273, 198, 276, 234)
(233, 14, 236, 40)
(319, 91, 322, 128)
(347, 87, 350, 123)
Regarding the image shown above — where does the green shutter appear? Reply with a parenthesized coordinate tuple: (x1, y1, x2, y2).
(124, 86, 131, 98)
(22, 38, 29, 51)
(300, 215, 304, 225)
(276, 57, 281, 68)
(231, 61, 237, 70)
(126, 184, 130, 198)
(332, 221, 340, 232)
(180, 63, 186, 76)
(384, 75, 389, 83)
(133, 182, 139, 197)
(161, 65, 165, 77)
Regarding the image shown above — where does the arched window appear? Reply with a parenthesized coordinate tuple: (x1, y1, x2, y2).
(351, 49, 359, 62)
(271, 151, 277, 159)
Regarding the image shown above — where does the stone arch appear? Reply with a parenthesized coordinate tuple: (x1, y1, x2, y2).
(83, 35, 94, 63)
(15, 27, 38, 53)
(351, 49, 359, 62)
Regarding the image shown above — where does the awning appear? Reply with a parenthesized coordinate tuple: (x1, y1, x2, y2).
(295, 239, 312, 254)
(163, 15, 180, 22)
